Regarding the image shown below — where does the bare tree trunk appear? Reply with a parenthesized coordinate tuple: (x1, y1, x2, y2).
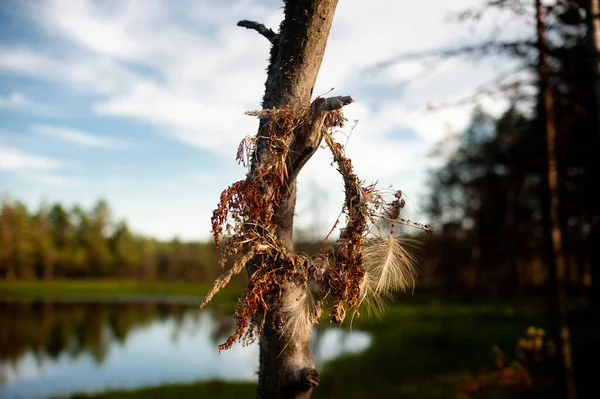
(239, 1, 339, 398)
(536, 2, 577, 399)
(586, 0, 600, 79)
(507, 180, 524, 297)
(584, 0, 600, 309)
(584, 0, 600, 113)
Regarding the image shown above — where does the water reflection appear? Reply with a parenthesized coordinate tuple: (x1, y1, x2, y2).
(0, 300, 370, 399)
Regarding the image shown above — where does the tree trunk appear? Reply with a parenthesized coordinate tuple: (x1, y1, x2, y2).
(507, 180, 523, 297)
(585, 0, 600, 91)
(584, 0, 600, 309)
(240, 1, 339, 398)
(535, 2, 577, 399)
(43, 251, 54, 280)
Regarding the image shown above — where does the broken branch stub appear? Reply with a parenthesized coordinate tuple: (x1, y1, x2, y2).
(237, 20, 278, 44)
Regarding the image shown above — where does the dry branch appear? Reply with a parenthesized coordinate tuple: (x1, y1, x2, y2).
(237, 20, 278, 44)
(368, 40, 536, 75)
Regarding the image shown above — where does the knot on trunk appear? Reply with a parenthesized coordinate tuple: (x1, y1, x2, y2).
(300, 368, 320, 389)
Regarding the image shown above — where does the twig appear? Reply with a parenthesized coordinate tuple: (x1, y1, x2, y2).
(424, 65, 531, 111)
(366, 39, 536, 75)
(237, 20, 278, 44)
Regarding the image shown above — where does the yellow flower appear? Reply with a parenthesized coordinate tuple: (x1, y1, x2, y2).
(526, 326, 537, 337)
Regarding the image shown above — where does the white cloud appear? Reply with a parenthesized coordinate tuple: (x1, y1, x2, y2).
(9, 0, 524, 153)
(313, 0, 528, 145)
(29, 0, 278, 88)
(93, 82, 253, 153)
(33, 125, 128, 149)
(0, 91, 31, 109)
(0, 0, 532, 239)
(0, 46, 59, 76)
(8, 0, 280, 157)
(32, 0, 150, 60)
(0, 146, 62, 171)
(0, 46, 140, 96)
(0, 91, 66, 118)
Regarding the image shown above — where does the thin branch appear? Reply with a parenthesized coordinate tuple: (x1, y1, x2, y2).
(379, 216, 434, 234)
(424, 65, 533, 111)
(366, 39, 536, 75)
(237, 20, 278, 44)
(451, 0, 532, 23)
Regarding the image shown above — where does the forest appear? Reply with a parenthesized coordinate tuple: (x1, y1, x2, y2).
(415, 0, 600, 307)
(0, 199, 220, 282)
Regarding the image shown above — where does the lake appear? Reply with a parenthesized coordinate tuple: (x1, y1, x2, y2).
(0, 299, 371, 399)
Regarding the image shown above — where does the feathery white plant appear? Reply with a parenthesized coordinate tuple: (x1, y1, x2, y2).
(358, 234, 420, 316)
(280, 283, 319, 336)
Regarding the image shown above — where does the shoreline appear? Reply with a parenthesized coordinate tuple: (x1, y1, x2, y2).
(0, 280, 241, 301)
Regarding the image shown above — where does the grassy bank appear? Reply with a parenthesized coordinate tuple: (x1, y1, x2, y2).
(0, 279, 240, 301)
(59, 381, 257, 399)
(317, 302, 597, 399)
(316, 302, 544, 398)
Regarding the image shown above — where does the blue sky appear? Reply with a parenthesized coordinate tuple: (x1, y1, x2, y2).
(0, 0, 527, 241)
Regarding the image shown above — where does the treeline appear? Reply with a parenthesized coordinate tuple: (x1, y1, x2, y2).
(417, 0, 599, 303)
(418, 106, 599, 299)
(0, 199, 219, 282)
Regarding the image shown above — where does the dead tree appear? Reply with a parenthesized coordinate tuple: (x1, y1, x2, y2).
(200, 1, 430, 398)
(234, 3, 341, 398)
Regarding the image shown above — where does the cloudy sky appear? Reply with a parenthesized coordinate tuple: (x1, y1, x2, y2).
(0, 0, 529, 241)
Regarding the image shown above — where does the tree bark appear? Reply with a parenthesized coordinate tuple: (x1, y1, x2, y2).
(585, 0, 600, 137)
(584, 0, 600, 309)
(535, 2, 577, 399)
(240, 1, 340, 398)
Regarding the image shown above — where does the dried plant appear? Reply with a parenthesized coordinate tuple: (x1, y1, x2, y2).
(201, 97, 433, 351)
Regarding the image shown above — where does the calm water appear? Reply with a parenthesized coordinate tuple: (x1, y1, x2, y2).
(0, 300, 370, 399)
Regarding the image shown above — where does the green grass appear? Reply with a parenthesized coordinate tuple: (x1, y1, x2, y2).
(314, 301, 547, 399)
(314, 301, 597, 399)
(0, 279, 240, 302)
(57, 381, 257, 399)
